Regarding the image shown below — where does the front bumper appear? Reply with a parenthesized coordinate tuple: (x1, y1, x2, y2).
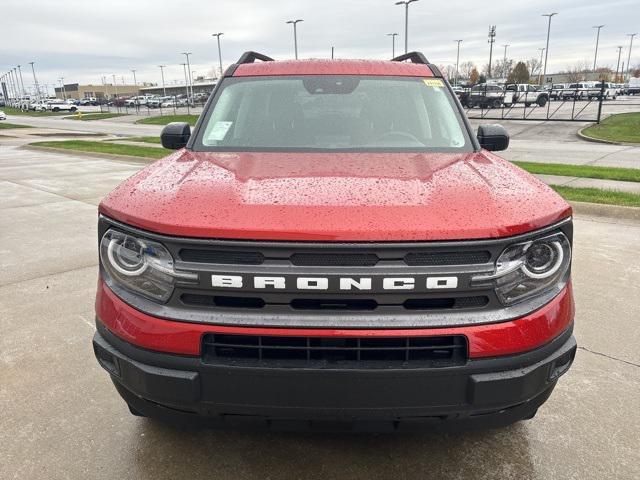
(93, 320, 576, 432)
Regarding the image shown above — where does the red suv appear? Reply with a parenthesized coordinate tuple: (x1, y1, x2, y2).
(93, 52, 576, 431)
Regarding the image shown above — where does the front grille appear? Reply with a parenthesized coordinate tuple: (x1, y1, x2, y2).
(181, 293, 489, 311)
(202, 333, 468, 368)
(178, 247, 491, 267)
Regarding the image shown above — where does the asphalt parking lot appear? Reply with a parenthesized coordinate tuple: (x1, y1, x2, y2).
(1, 143, 639, 480)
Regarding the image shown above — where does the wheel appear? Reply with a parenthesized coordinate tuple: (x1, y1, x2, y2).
(537, 96, 548, 107)
(524, 102, 532, 108)
(467, 101, 475, 109)
(127, 403, 146, 417)
(52, 107, 60, 112)
(491, 98, 502, 109)
(70, 107, 77, 112)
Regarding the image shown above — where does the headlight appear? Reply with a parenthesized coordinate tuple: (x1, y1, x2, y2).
(472, 232, 571, 306)
(100, 229, 197, 303)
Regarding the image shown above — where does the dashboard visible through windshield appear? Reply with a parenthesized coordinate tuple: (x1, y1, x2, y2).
(194, 75, 473, 152)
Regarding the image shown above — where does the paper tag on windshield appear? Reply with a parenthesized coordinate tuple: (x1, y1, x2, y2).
(208, 121, 233, 141)
(423, 79, 444, 88)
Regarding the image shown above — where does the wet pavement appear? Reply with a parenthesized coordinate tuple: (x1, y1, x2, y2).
(1, 145, 639, 480)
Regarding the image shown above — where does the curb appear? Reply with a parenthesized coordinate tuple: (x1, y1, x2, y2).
(577, 127, 640, 147)
(20, 144, 155, 164)
(571, 201, 640, 222)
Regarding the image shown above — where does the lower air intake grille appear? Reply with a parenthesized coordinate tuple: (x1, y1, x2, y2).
(202, 334, 468, 368)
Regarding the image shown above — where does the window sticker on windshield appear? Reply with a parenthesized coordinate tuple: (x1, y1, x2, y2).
(208, 121, 233, 141)
(423, 79, 444, 88)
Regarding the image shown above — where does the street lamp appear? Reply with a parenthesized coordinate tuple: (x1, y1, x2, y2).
(212, 33, 224, 78)
(387, 33, 399, 59)
(59, 77, 66, 100)
(395, 0, 419, 54)
(454, 40, 463, 85)
(541, 13, 558, 86)
(158, 65, 167, 96)
(615, 46, 623, 82)
(592, 25, 605, 72)
(16, 65, 25, 97)
(112, 74, 119, 99)
(28, 62, 41, 100)
(626, 33, 637, 81)
(286, 19, 303, 59)
(181, 52, 193, 100)
(537, 48, 546, 85)
(502, 44, 510, 78)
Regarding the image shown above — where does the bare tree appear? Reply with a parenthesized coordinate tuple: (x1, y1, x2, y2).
(526, 57, 543, 78)
(565, 60, 591, 82)
(459, 61, 475, 80)
(493, 59, 514, 79)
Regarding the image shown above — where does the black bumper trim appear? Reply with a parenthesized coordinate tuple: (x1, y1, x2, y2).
(93, 320, 576, 430)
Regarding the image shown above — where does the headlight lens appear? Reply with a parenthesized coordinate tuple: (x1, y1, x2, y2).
(472, 232, 571, 306)
(100, 229, 197, 302)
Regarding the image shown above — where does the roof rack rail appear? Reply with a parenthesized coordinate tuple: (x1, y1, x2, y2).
(391, 51, 429, 64)
(224, 51, 274, 77)
(236, 51, 274, 64)
(391, 51, 443, 78)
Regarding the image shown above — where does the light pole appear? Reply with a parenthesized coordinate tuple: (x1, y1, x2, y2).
(626, 33, 637, 81)
(487, 26, 496, 78)
(28, 62, 40, 100)
(537, 48, 546, 85)
(395, 0, 418, 54)
(592, 25, 605, 72)
(112, 74, 119, 99)
(286, 19, 303, 59)
(502, 44, 510, 78)
(158, 65, 167, 96)
(541, 13, 558, 87)
(615, 46, 623, 82)
(387, 33, 399, 58)
(59, 77, 66, 100)
(17, 65, 25, 97)
(181, 52, 193, 100)
(212, 33, 224, 78)
(181, 63, 191, 113)
(454, 39, 463, 85)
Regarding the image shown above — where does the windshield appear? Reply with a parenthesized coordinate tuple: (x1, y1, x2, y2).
(195, 75, 471, 152)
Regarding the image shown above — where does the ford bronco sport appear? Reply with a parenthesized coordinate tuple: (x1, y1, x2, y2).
(93, 51, 576, 432)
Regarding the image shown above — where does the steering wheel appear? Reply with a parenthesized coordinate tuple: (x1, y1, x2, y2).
(379, 131, 421, 143)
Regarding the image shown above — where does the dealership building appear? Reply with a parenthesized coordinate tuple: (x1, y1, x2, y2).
(54, 83, 139, 100)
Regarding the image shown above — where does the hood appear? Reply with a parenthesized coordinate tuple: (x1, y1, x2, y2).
(99, 150, 571, 241)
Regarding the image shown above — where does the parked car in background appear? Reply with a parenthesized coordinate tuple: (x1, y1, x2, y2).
(562, 83, 590, 100)
(0, 110, 6, 120)
(160, 97, 178, 108)
(587, 82, 617, 100)
(626, 78, 640, 95)
(452, 86, 471, 107)
(549, 84, 566, 100)
(46, 100, 78, 112)
(503, 84, 549, 107)
(467, 84, 504, 109)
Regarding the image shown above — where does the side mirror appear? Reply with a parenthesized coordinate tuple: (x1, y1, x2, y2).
(477, 124, 509, 151)
(160, 122, 191, 149)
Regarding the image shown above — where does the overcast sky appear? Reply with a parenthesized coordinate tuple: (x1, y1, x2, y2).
(2, 0, 639, 91)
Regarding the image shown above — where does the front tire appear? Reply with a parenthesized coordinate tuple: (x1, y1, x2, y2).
(537, 96, 548, 107)
(491, 99, 502, 109)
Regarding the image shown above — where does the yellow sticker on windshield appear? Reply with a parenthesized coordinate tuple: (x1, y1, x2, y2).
(423, 78, 445, 88)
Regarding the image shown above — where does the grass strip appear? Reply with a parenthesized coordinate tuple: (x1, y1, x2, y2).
(0, 122, 31, 129)
(552, 186, 640, 207)
(514, 161, 640, 183)
(1, 106, 70, 117)
(581, 113, 640, 144)
(136, 114, 199, 126)
(106, 136, 161, 144)
(29, 140, 170, 159)
(66, 113, 128, 121)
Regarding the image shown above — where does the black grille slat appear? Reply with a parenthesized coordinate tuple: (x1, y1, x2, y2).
(202, 334, 467, 368)
(404, 251, 491, 266)
(180, 249, 264, 265)
(290, 253, 379, 266)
